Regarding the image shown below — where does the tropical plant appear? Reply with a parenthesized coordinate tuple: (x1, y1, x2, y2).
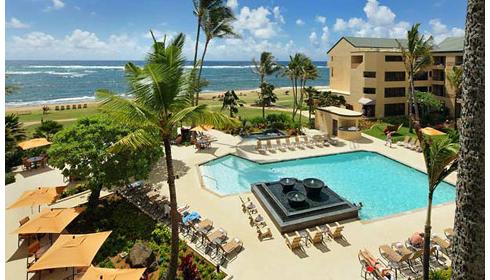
(446, 66, 463, 127)
(48, 116, 162, 210)
(258, 82, 277, 118)
(221, 90, 243, 117)
(284, 53, 305, 122)
(5, 113, 26, 152)
(397, 23, 434, 132)
(96, 33, 237, 280)
(297, 57, 319, 127)
(452, 0, 485, 279)
(415, 136, 459, 280)
(194, 1, 238, 105)
(252, 52, 282, 117)
(179, 254, 202, 280)
(316, 91, 347, 108)
(415, 91, 444, 125)
(34, 120, 63, 140)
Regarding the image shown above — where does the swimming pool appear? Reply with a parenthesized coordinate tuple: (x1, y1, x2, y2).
(199, 151, 456, 220)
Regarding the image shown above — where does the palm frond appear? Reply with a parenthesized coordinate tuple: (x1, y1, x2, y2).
(109, 129, 161, 154)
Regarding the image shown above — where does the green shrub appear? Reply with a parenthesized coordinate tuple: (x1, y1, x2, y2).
(98, 258, 115, 268)
(5, 172, 15, 185)
(430, 267, 451, 280)
(152, 223, 171, 244)
(382, 115, 410, 127)
(248, 116, 267, 128)
(60, 183, 90, 198)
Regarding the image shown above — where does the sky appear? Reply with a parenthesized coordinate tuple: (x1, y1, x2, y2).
(5, 0, 467, 61)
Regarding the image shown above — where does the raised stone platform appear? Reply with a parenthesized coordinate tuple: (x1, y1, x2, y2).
(251, 178, 359, 233)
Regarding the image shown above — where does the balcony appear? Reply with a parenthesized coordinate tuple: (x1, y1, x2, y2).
(351, 55, 363, 69)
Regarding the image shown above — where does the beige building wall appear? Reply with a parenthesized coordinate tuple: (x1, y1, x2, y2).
(327, 38, 462, 119)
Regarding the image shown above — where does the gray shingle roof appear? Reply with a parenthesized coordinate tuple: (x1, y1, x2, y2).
(433, 37, 464, 52)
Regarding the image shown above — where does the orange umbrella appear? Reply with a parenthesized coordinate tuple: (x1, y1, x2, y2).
(190, 125, 214, 132)
(421, 127, 446, 136)
(80, 266, 146, 280)
(7, 186, 67, 210)
(28, 231, 112, 272)
(13, 207, 84, 235)
(18, 138, 51, 150)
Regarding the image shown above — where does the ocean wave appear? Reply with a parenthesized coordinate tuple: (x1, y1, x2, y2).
(6, 96, 96, 107)
(7, 71, 87, 78)
(184, 65, 254, 69)
(28, 65, 125, 70)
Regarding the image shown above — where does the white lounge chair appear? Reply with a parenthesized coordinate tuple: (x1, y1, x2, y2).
(266, 140, 275, 152)
(303, 136, 315, 149)
(295, 136, 305, 149)
(256, 140, 267, 154)
(276, 138, 287, 152)
(285, 137, 295, 150)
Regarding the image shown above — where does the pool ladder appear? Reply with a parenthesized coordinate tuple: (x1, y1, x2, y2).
(202, 174, 220, 190)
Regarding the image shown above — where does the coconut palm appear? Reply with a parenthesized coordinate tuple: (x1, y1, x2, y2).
(397, 24, 433, 132)
(252, 52, 282, 118)
(416, 136, 459, 280)
(96, 32, 237, 280)
(5, 113, 26, 152)
(192, 0, 222, 66)
(194, 4, 238, 105)
(284, 53, 306, 121)
(298, 57, 319, 128)
(452, 0, 485, 278)
(221, 90, 243, 117)
(446, 66, 463, 127)
(258, 82, 277, 118)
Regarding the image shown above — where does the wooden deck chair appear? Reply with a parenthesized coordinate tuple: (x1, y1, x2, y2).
(284, 232, 302, 250)
(220, 238, 243, 263)
(306, 227, 323, 244)
(326, 222, 345, 240)
(77, 104, 82, 109)
(55, 105, 60, 111)
(432, 236, 451, 256)
(83, 103, 88, 108)
(257, 227, 272, 241)
(72, 104, 77, 109)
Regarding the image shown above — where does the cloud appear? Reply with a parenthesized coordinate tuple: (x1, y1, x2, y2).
(428, 19, 465, 43)
(315, 16, 326, 25)
(363, 0, 395, 25)
(273, 7, 285, 24)
(321, 26, 329, 43)
(65, 29, 107, 49)
(6, 17, 30, 29)
(296, 19, 305, 26)
(309, 32, 319, 46)
(234, 6, 283, 39)
(45, 0, 65, 11)
(12, 32, 56, 48)
(333, 18, 347, 32)
(226, 0, 238, 10)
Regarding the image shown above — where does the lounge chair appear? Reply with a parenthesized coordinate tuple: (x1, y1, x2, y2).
(77, 104, 82, 109)
(432, 236, 451, 256)
(379, 244, 412, 275)
(72, 104, 77, 109)
(276, 138, 287, 152)
(306, 227, 323, 245)
(55, 105, 60, 111)
(303, 136, 315, 149)
(83, 103, 87, 108)
(265, 140, 275, 152)
(60, 105, 65, 110)
(444, 228, 453, 240)
(196, 218, 213, 233)
(410, 139, 420, 151)
(406, 137, 416, 149)
(249, 213, 266, 228)
(284, 232, 302, 250)
(398, 136, 410, 146)
(413, 140, 422, 152)
(219, 238, 243, 263)
(358, 249, 394, 280)
(294, 136, 305, 149)
(285, 137, 295, 150)
(312, 135, 324, 147)
(256, 140, 267, 154)
(257, 227, 272, 241)
(327, 134, 338, 146)
(326, 222, 345, 240)
(239, 196, 248, 213)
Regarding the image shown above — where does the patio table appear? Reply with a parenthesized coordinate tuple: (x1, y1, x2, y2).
(27, 156, 44, 168)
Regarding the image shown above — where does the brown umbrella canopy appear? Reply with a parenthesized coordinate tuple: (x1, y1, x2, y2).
(7, 186, 66, 209)
(80, 266, 146, 280)
(28, 231, 112, 272)
(18, 138, 51, 150)
(13, 207, 84, 235)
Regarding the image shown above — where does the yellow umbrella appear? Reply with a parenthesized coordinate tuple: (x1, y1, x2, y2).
(190, 125, 214, 132)
(28, 231, 112, 272)
(7, 186, 67, 210)
(421, 127, 446, 136)
(80, 266, 146, 280)
(18, 138, 51, 150)
(13, 207, 84, 235)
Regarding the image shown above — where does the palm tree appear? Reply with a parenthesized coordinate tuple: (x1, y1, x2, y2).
(221, 90, 243, 117)
(397, 24, 433, 132)
(195, 4, 238, 105)
(252, 52, 282, 118)
(451, 0, 485, 278)
(284, 53, 305, 121)
(5, 113, 26, 152)
(298, 57, 319, 128)
(446, 66, 463, 128)
(416, 136, 459, 280)
(258, 82, 278, 118)
(191, 0, 221, 67)
(96, 32, 237, 280)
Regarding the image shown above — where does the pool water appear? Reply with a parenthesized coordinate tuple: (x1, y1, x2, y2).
(200, 151, 456, 220)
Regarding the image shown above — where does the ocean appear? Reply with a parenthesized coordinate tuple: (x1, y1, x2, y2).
(5, 60, 330, 107)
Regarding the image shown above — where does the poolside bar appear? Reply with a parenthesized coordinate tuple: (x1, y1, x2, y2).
(315, 106, 363, 141)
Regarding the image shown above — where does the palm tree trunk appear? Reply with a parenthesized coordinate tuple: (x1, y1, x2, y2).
(195, 39, 210, 106)
(422, 191, 433, 280)
(451, 0, 485, 278)
(193, 16, 201, 67)
(163, 137, 179, 280)
(87, 182, 102, 211)
(408, 73, 415, 132)
(260, 76, 265, 119)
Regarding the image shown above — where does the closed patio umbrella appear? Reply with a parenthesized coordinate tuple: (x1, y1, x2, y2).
(7, 186, 67, 210)
(28, 231, 112, 272)
(13, 207, 84, 235)
(18, 138, 51, 150)
(80, 266, 146, 280)
(421, 127, 446, 136)
(190, 125, 213, 132)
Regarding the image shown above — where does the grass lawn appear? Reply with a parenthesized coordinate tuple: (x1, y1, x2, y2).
(363, 122, 416, 142)
(16, 106, 100, 123)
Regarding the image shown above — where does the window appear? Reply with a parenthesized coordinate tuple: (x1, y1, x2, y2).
(384, 87, 405, 97)
(385, 71, 406, 81)
(331, 68, 334, 77)
(432, 69, 445, 81)
(385, 55, 403, 62)
(384, 103, 405, 116)
(345, 104, 354, 110)
(433, 85, 445, 97)
(455, 56, 463, 65)
(413, 71, 428, 81)
(363, 71, 376, 78)
(363, 87, 376, 94)
(331, 56, 334, 62)
(415, 86, 429, 92)
(351, 55, 363, 64)
(433, 56, 446, 65)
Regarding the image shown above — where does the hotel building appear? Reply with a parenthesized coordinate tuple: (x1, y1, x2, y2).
(326, 36, 463, 118)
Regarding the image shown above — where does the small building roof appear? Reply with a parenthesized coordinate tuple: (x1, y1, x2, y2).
(317, 106, 363, 117)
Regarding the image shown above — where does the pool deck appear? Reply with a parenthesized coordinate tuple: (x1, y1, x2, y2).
(5, 130, 456, 280)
